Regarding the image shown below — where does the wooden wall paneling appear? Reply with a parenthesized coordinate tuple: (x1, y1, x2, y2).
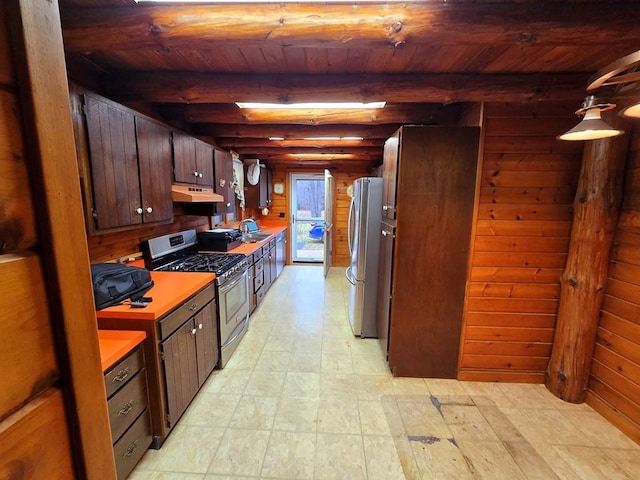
(0, 389, 75, 479)
(458, 101, 583, 382)
(587, 127, 640, 442)
(7, 0, 115, 476)
(0, 254, 58, 421)
(0, 4, 13, 86)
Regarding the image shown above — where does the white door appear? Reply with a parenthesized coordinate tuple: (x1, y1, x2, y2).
(290, 173, 325, 263)
(323, 169, 334, 277)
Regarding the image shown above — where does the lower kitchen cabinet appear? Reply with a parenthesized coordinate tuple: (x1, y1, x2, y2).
(247, 231, 285, 314)
(98, 282, 218, 448)
(104, 345, 152, 479)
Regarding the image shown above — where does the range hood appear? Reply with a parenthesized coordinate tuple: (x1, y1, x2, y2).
(171, 184, 224, 203)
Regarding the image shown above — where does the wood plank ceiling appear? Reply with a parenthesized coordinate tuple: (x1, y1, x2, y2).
(58, 0, 640, 170)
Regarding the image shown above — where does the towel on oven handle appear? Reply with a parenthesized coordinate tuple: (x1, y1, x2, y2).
(90, 263, 154, 310)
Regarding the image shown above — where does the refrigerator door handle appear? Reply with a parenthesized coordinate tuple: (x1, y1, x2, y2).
(345, 266, 356, 285)
(347, 197, 355, 255)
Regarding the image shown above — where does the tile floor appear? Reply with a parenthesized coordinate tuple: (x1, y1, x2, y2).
(129, 266, 640, 480)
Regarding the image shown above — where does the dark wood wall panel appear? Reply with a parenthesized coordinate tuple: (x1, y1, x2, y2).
(458, 102, 582, 382)
(587, 128, 640, 444)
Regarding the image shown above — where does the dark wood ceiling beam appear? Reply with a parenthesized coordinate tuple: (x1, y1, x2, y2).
(163, 103, 459, 125)
(216, 138, 383, 149)
(105, 72, 586, 104)
(233, 146, 381, 156)
(194, 123, 400, 140)
(61, 3, 640, 52)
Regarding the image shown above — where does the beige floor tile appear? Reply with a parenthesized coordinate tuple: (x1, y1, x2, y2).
(263, 334, 295, 352)
(181, 393, 241, 428)
(207, 428, 270, 477)
(603, 448, 640, 478)
(424, 378, 469, 396)
(317, 397, 362, 434)
(204, 475, 254, 480)
(350, 338, 384, 356)
(322, 323, 353, 339)
(440, 405, 500, 441)
(460, 381, 515, 407)
(359, 400, 392, 435)
(523, 441, 583, 480)
(562, 409, 640, 450)
(363, 435, 406, 480)
(228, 394, 278, 430)
(353, 353, 392, 375)
(136, 473, 205, 480)
(321, 352, 354, 374)
(390, 377, 431, 396)
(154, 425, 225, 473)
(223, 348, 259, 370)
(132, 449, 161, 472)
(314, 433, 367, 480)
(496, 383, 558, 409)
(243, 370, 286, 397)
(530, 384, 594, 412)
(319, 373, 357, 398)
(292, 335, 323, 354)
(503, 441, 562, 480)
(456, 439, 527, 480)
(554, 445, 636, 480)
(355, 374, 394, 400)
(501, 407, 595, 447)
(202, 369, 251, 395)
(322, 337, 353, 355)
(477, 405, 526, 442)
(397, 400, 452, 438)
(282, 371, 321, 398)
(273, 396, 319, 432)
(254, 349, 291, 372)
(410, 436, 474, 480)
(289, 351, 322, 372)
(261, 431, 316, 479)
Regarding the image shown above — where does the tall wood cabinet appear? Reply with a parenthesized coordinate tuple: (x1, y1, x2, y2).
(214, 148, 236, 214)
(376, 126, 480, 378)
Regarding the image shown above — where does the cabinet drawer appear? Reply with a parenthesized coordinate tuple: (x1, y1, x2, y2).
(255, 284, 267, 308)
(113, 409, 152, 480)
(158, 284, 215, 340)
(104, 347, 144, 399)
(253, 270, 264, 292)
(253, 256, 264, 275)
(261, 243, 271, 256)
(108, 370, 148, 442)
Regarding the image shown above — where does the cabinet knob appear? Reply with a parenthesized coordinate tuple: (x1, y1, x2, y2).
(382, 230, 389, 236)
(146, 206, 153, 214)
(226, 202, 231, 207)
(198, 323, 203, 330)
(198, 172, 203, 178)
(382, 205, 389, 211)
(193, 171, 199, 177)
(135, 207, 143, 215)
(191, 328, 197, 335)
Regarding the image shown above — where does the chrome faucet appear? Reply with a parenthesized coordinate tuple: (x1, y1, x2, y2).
(239, 218, 254, 234)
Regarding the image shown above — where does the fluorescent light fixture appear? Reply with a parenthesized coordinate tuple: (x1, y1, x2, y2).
(558, 95, 624, 141)
(136, 0, 398, 3)
(236, 102, 385, 109)
(303, 136, 364, 141)
(268, 137, 285, 141)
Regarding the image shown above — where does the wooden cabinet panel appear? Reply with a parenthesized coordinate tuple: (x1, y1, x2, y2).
(107, 371, 148, 442)
(376, 222, 394, 359)
(0, 254, 58, 419)
(195, 139, 214, 186)
(245, 164, 272, 209)
(112, 409, 152, 480)
(161, 319, 199, 428)
(194, 301, 219, 386)
(0, 389, 75, 480)
(381, 131, 399, 220)
(214, 148, 235, 214)
(172, 130, 197, 184)
(84, 94, 141, 230)
(136, 116, 173, 223)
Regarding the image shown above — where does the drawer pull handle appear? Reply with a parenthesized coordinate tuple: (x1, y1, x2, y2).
(123, 440, 139, 457)
(118, 400, 135, 416)
(188, 303, 198, 311)
(112, 367, 130, 383)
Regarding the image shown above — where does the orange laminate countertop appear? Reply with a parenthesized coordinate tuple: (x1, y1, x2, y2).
(98, 330, 146, 372)
(95, 271, 215, 321)
(227, 224, 287, 256)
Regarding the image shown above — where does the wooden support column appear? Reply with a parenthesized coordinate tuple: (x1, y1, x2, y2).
(546, 125, 629, 403)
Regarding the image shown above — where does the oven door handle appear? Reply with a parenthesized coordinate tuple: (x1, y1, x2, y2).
(219, 269, 247, 294)
(221, 314, 249, 349)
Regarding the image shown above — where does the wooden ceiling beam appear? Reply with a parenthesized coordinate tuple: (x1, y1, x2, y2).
(162, 103, 460, 125)
(61, 3, 640, 52)
(233, 146, 381, 156)
(215, 138, 383, 149)
(194, 123, 400, 140)
(105, 72, 587, 104)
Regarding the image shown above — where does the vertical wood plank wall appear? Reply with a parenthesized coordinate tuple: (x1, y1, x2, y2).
(587, 127, 640, 444)
(458, 102, 583, 383)
(258, 167, 369, 267)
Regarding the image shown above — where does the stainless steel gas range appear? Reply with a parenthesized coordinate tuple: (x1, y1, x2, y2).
(143, 229, 250, 368)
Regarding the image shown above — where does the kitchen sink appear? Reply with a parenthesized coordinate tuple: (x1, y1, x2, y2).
(242, 232, 271, 242)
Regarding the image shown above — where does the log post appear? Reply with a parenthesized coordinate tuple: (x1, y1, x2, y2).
(546, 123, 629, 403)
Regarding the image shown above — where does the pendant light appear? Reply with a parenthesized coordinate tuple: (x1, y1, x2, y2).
(620, 102, 640, 119)
(558, 95, 624, 141)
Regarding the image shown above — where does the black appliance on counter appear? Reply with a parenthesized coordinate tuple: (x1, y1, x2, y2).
(197, 228, 243, 252)
(143, 229, 250, 367)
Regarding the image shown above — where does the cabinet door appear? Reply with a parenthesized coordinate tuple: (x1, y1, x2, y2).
(269, 244, 277, 285)
(135, 116, 173, 223)
(161, 319, 199, 428)
(194, 139, 214, 186)
(244, 164, 271, 208)
(275, 232, 285, 278)
(381, 131, 399, 221)
(84, 94, 141, 229)
(194, 301, 219, 386)
(172, 130, 197, 184)
(214, 148, 235, 214)
(376, 222, 395, 359)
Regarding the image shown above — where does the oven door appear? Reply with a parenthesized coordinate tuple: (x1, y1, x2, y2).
(218, 267, 250, 367)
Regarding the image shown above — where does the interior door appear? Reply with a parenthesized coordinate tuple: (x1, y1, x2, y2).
(323, 169, 334, 277)
(290, 173, 326, 262)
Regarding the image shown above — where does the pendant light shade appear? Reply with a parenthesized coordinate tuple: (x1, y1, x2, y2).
(620, 102, 640, 119)
(558, 95, 624, 141)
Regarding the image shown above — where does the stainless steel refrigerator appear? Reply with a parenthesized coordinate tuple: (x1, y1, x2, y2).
(346, 177, 383, 337)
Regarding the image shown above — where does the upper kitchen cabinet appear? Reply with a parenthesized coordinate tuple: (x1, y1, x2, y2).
(381, 132, 400, 221)
(244, 163, 272, 209)
(213, 148, 235, 214)
(173, 131, 214, 186)
(82, 93, 173, 231)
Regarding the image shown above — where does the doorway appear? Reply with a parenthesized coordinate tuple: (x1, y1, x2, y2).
(290, 173, 325, 263)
